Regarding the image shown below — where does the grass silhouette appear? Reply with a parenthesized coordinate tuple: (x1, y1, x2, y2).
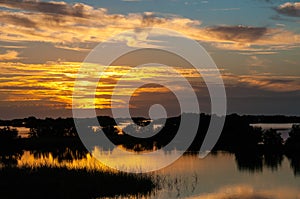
(0, 165, 155, 199)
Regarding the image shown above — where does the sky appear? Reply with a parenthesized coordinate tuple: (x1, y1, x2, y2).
(0, 0, 300, 119)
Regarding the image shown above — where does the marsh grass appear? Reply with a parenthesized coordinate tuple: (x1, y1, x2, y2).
(0, 165, 155, 199)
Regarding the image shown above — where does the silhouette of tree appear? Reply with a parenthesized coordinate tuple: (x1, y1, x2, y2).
(262, 129, 283, 148)
(285, 124, 300, 152)
(28, 118, 77, 138)
(214, 114, 263, 151)
(286, 124, 300, 144)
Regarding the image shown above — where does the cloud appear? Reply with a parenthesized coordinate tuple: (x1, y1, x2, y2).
(239, 51, 277, 55)
(0, 61, 79, 108)
(276, 2, 300, 17)
(247, 55, 271, 67)
(0, 12, 36, 28)
(223, 73, 300, 92)
(0, 0, 299, 53)
(206, 25, 267, 42)
(0, 50, 20, 61)
(0, 61, 201, 110)
(0, 60, 299, 118)
(0, 0, 106, 18)
(0, 1, 203, 51)
(1, 60, 299, 113)
(203, 25, 300, 51)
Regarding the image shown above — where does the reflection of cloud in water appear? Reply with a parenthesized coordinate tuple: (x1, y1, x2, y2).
(186, 185, 300, 199)
(92, 146, 180, 172)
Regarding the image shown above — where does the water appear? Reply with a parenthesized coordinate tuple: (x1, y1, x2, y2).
(1, 148, 299, 199)
(1, 122, 299, 198)
(154, 153, 300, 199)
(250, 123, 297, 130)
(250, 123, 299, 141)
(0, 126, 30, 138)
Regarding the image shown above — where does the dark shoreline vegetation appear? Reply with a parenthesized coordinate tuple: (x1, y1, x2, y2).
(0, 167, 155, 199)
(1, 114, 300, 198)
(1, 114, 300, 154)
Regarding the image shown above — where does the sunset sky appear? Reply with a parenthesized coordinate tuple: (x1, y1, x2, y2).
(0, 0, 300, 119)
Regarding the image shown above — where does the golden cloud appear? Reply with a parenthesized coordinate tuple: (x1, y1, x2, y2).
(1, 59, 299, 110)
(0, 61, 205, 109)
(0, 0, 299, 52)
(0, 50, 20, 61)
(0, 61, 79, 108)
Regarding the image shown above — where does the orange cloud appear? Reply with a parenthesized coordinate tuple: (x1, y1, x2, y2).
(0, 1, 201, 51)
(0, 61, 205, 110)
(0, 1, 299, 52)
(0, 61, 79, 108)
(0, 50, 20, 61)
(1, 60, 299, 111)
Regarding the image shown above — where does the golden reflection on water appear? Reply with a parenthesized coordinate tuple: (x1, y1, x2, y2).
(17, 151, 110, 171)
(15, 147, 186, 173)
(92, 146, 181, 173)
(10, 150, 300, 199)
(185, 185, 300, 199)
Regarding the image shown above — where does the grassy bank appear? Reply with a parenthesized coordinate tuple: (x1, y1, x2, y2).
(0, 166, 155, 199)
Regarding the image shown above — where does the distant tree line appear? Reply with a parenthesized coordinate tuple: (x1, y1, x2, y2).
(0, 114, 300, 153)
